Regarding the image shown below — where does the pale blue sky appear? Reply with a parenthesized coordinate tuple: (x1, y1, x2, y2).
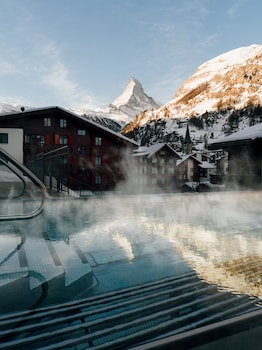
(0, 0, 261, 110)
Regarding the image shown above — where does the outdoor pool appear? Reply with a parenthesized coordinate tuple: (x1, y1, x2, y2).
(1, 191, 262, 312)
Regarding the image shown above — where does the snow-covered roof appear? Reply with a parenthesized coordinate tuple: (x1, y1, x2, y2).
(176, 154, 200, 166)
(210, 122, 262, 148)
(132, 143, 180, 158)
(199, 161, 216, 169)
(0, 106, 139, 146)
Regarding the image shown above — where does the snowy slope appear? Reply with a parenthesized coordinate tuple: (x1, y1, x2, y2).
(0, 103, 30, 114)
(122, 44, 262, 147)
(125, 44, 262, 127)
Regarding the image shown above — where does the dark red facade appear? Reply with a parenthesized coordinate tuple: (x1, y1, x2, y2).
(0, 107, 138, 191)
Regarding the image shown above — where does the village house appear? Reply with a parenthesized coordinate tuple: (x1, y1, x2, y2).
(0, 106, 138, 192)
(130, 143, 181, 192)
(209, 123, 262, 188)
(176, 155, 201, 189)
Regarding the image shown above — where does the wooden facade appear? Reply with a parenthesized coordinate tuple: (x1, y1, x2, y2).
(131, 143, 181, 192)
(209, 125, 262, 188)
(176, 155, 201, 187)
(0, 106, 138, 191)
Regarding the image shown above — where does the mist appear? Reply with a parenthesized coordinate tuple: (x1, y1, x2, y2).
(1, 148, 262, 311)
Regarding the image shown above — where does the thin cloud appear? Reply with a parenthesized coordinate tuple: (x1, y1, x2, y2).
(227, 0, 246, 17)
(38, 41, 100, 109)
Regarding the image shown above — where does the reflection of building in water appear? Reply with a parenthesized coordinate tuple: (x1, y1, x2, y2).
(163, 221, 262, 298)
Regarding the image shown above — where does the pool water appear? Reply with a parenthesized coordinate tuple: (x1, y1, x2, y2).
(0, 191, 262, 313)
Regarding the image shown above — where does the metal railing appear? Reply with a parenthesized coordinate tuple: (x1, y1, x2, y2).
(0, 148, 48, 220)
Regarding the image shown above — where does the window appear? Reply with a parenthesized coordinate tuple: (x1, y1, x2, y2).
(77, 146, 86, 154)
(25, 134, 30, 143)
(25, 134, 44, 146)
(152, 167, 158, 174)
(37, 135, 45, 146)
(78, 130, 86, 136)
(0, 133, 8, 144)
(95, 156, 102, 165)
(95, 175, 101, 184)
(44, 118, 51, 127)
(95, 137, 102, 146)
(60, 119, 67, 128)
(152, 158, 157, 164)
(139, 177, 147, 185)
(59, 135, 68, 144)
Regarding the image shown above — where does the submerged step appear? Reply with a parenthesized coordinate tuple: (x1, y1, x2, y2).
(0, 272, 260, 350)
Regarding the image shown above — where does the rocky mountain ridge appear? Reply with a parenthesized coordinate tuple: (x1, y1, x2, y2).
(122, 44, 262, 148)
(106, 77, 160, 119)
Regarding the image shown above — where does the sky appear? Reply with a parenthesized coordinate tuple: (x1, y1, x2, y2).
(0, 0, 261, 111)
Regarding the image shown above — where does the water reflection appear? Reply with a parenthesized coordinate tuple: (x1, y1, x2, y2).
(0, 191, 261, 313)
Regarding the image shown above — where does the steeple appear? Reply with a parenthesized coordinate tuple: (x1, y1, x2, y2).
(183, 124, 192, 154)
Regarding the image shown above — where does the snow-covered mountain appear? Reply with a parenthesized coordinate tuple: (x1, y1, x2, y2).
(70, 77, 161, 127)
(0, 103, 30, 114)
(105, 77, 161, 119)
(123, 44, 262, 147)
(0, 77, 159, 132)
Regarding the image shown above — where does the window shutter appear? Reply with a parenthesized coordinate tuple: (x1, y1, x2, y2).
(55, 134, 60, 145)
(68, 135, 73, 145)
(45, 134, 51, 145)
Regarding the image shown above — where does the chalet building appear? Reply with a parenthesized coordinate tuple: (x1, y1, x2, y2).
(209, 124, 262, 188)
(0, 106, 138, 192)
(176, 155, 201, 188)
(198, 161, 216, 183)
(131, 143, 181, 192)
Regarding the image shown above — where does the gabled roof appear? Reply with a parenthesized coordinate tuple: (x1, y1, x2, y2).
(0, 106, 139, 147)
(176, 154, 201, 166)
(132, 143, 181, 158)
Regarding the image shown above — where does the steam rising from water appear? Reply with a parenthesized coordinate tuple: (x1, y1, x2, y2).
(1, 190, 262, 308)
(75, 191, 262, 297)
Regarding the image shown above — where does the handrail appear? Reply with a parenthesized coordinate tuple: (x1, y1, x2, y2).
(0, 148, 48, 220)
(0, 157, 27, 198)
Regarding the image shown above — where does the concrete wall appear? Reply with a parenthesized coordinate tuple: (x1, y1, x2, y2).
(0, 128, 23, 163)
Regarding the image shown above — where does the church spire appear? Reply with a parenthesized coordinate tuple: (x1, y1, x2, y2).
(183, 124, 192, 154)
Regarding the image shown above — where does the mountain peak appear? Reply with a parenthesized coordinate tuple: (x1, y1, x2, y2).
(125, 44, 262, 126)
(122, 44, 262, 146)
(107, 77, 161, 118)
